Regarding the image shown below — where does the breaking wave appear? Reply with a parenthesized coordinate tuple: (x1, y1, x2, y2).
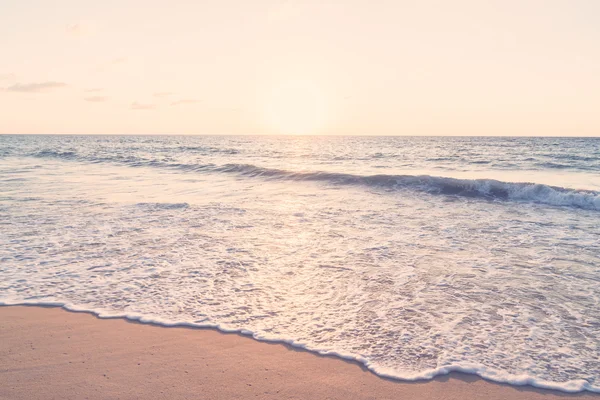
(28, 149, 600, 211)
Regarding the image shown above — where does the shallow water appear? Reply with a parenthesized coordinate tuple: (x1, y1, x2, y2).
(1, 135, 599, 392)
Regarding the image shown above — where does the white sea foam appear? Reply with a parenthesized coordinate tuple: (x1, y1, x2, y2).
(1, 299, 598, 393)
(1, 135, 599, 393)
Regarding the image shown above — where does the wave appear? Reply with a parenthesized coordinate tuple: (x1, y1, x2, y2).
(0, 300, 598, 393)
(135, 202, 190, 210)
(177, 146, 240, 154)
(534, 162, 572, 169)
(222, 164, 600, 210)
(34, 150, 78, 159)
(543, 154, 600, 162)
(26, 150, 600, 211)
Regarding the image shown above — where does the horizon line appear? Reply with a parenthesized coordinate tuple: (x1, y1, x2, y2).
(1, 133, 599, 138)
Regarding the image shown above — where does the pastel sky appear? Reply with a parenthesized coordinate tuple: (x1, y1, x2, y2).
(1, 0, 599, 136)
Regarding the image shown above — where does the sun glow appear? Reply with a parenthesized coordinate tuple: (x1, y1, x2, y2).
(264, 81, 327, 135)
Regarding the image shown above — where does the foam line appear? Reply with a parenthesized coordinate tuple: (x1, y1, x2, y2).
(1, 299, 598, 394)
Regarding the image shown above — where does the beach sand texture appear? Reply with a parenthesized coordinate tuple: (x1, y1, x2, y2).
(1, 306, 597, 400)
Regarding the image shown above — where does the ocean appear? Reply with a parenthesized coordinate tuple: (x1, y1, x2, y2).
(1, 135, 599, 392)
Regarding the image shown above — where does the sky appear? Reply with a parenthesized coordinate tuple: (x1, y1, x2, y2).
(1, 0, 599, 136)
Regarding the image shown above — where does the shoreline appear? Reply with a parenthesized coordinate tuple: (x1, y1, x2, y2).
(2, 301, 597, 394)
(1, 305, 598, 400)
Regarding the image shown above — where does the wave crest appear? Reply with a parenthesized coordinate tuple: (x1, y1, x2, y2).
(215, 163, 600, 211)
(27, 151, 600, 211)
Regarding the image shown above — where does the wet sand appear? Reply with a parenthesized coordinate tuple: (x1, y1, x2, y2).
(0, 306, 597, 400)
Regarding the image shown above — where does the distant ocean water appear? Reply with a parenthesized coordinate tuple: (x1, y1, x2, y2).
(1, 135, 599, 392)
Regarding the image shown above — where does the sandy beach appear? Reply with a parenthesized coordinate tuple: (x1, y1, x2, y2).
(0, 306, 596, 400)
(3, 0, 600, 397)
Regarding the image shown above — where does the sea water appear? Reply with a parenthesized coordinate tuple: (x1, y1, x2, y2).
(1, 135, 599, 392)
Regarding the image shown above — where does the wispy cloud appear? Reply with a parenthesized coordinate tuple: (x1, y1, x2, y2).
(131, 102, 154, 110)
(66, 22, 97, 37)
(84, 88, 103, 93)
(6, 82, 67, 93)
(84, 96, 107, 102)
(153, 92, 173, 97)
(112, 57, 127, 64)
(66, 24, 83, 36)
(0, 73, 16, 81)
(171, 99, 201, 106)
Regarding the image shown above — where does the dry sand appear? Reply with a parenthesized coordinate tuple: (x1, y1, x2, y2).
(0, 305, 597, 400)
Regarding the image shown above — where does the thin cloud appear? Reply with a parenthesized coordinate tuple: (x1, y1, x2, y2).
(84, 96, 107, 102)
(6, 82, 67, 93)
(66, 22, 97, 37)
(171, 99, 201, 106)
(153, 92, 173, 97)
(0, 73, 16, 81)
(112, 57, 127, 64)
(131, 102, 154, 110)
(84, 88, 103, 93)
(66, 24, 83, 36)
